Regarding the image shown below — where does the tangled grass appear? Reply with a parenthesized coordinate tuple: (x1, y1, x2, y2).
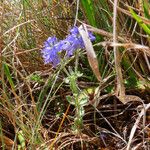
(0, 0, 150, 149)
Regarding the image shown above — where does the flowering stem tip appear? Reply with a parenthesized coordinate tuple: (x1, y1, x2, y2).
(41, 26, 96, 67)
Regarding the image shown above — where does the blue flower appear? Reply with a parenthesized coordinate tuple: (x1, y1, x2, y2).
(88, 31, 96, 41)
(62, 35, 84, 57)
(70, 26, 79, 35)
(44, 37, 58, 47)
(41, 26, 96, 67)
(41, 36, 62, 67)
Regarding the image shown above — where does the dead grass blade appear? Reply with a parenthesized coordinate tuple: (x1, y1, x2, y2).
(109, 0, 150, 25)
(126, 103, 150, 150)
(96, 42, 150, 56)
(49, 104, 70, 150)
(0, 135, 14, 150)
(85, 24, 126, 42)
(113, 0, 126, 104)
(78, 24, 102, 82)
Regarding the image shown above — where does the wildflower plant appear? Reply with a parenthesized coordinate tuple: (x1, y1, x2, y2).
(41, 26, 96, 133)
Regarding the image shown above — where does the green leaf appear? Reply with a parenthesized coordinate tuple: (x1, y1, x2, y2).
(66, 96, 75, 105)
(18, 131, 25, 149)
(74, 117, 83, 128)
(81, 0, 97, 27)
(3, 63, 15, 89)
(143, 1, 150, 19)
(129, 8, 150, 35)
(30, 74, 43, 83)
(79, 97, 88, 106)
(79, 107, 85, 117)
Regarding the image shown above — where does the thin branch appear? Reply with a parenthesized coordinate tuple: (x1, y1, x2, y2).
(74, 0, 80, 26)
(113, 0, 125, 103)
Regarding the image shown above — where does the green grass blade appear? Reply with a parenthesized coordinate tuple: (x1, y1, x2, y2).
(143, 1, 150, 19)
(81, 0, 97, 27)
(129, 8, 150, 35)
(3, 63, 15, 89)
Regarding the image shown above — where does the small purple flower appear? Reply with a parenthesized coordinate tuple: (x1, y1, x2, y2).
(70, 26, 79, 35)
(88, 32, 96, 41)
(41, 36, 62, 66)
(62, 34, 84, 57)
(41, 26, 96, 67)
(44, 37, 58, 47)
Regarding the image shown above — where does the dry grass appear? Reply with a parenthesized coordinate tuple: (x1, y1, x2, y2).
(0, 0, 150, 149)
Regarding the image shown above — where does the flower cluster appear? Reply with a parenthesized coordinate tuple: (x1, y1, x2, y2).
(41, 26, 96, 67)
